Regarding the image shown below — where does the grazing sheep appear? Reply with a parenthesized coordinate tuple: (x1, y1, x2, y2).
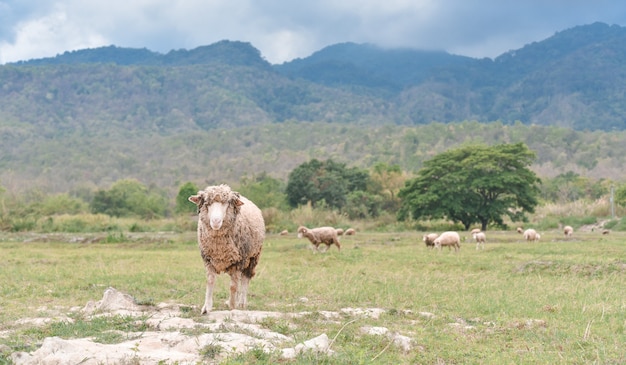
(279, 230, 289, 236)
(523, 228, 540, 242)
(473, 231, 486, 250)
(602, 229, 610, 235)
(516, 227, 524, 234)
(433, 231, 461, 252)
(336, 228, 344, 236)
(188, 184, 264, 314)
(563, 225, 573, 237)
(344, 228, 356, 235)
(297, 226, 341, 252)
(423, 233, 439, 248)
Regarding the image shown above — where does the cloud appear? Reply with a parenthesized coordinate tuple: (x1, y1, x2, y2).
(1, 0, 626, 64)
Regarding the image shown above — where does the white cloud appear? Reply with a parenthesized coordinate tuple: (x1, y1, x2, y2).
(1, 0, 626, 64)
(0, 8, 108, 63)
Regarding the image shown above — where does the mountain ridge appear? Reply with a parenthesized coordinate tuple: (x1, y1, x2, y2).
(2, 22, 626, 195)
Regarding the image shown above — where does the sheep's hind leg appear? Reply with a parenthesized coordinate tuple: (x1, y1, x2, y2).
(201, 270, 216, 314)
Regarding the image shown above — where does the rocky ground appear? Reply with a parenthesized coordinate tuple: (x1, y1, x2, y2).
(6, 287, 415, 364)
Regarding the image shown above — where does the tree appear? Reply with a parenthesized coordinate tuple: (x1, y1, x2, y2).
(614, 184, 626, 207)
(175, 182, 199, 214)
(397, 143, 541, 230)
(370, 162, 407, 212)
(236, 173, 288, 210)
(90, 179, 167, 219)
(286, 159, 370, 209)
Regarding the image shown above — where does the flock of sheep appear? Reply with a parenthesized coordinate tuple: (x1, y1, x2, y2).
(187, 184, 584, 315)
(423, 225, 576, 252)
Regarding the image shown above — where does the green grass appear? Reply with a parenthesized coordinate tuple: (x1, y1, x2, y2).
(0, 230, 625, 364)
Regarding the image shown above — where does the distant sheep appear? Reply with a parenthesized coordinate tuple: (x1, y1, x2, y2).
(563, 225, 573, 237)
(472, 231, 486, 250)
(336, 228, 344, 236)
(423, 233, 439, 248)
(433, 231, 461, 252)
(189, 184, 264, 314)
(279, 230, 289, 236)
(516, 227, 524, 234)
(602, 229, 610, 235)
(297, 226, 341, 252)
(523, 228, 540, 242)
(344, 228, 356, 236)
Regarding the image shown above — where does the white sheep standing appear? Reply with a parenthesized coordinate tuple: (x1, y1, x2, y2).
(336, 228, 344, 236)
(423, 233, 439, 248)
(472, 231, 486, 250)
(523, 228, 540, 242)
(344, 228, 356, 235)
(433, 231, 461, 252)
(563, 225, 573, 237)
(297, 226, 341, 252)
(188, 184, 264, 314)
(516, 227, 524, 234)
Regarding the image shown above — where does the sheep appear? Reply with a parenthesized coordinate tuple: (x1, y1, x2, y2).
(423, 233, 439, 248)
(516, 227, 524, 234)
(188, 184, 264, 314)
(563, 225, 573, 237)
(602, 229, 610, 235)
(279, 230, 289, 236)
(523, 228, 540, 242)
(473, 231, 486, 250)
(344, 228, 356, 235)
(470, 228, 481, 235)
(336, 228, 344, 236)
(433, 231, 461, 252)
(297, 226, 341, 252)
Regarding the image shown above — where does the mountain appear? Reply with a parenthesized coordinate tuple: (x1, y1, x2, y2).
(2, 22, 626, 196)
(6, 22, 626, 131)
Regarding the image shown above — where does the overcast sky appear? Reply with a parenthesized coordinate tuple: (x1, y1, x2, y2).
(1, 1, 625, 65)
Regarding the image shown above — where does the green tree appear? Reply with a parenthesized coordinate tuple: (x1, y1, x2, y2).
(237, 173, 288, 210)
(397, 143, 541, 230)
(39, 193, 89, 215)
(370, 162, 407, 212)
(175, 182, 199, 214)
(614, 184, 626, 207)
(286, 159, 370, 209)
(90, 179, 167, 219)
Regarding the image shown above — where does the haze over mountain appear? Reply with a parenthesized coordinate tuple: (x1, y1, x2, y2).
(1, 22, 626, 195)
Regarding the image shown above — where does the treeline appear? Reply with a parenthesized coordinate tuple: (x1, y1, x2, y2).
(1, 154, 624, 233)
(2, 121, 626, 200)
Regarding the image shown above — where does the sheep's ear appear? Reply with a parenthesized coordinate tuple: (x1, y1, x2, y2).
(188, 195, 202, 205)
(232, 192, 244, 207)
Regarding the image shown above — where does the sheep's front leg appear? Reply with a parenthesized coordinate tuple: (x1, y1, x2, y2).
(201, 269, 217, 314)
(238, 275, 250, 309)
(228, 271, 241, 310)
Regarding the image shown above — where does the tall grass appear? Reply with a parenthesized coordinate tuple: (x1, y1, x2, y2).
(0, 229, 624, 364)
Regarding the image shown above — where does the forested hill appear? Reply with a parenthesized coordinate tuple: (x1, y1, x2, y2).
(3, 22, 626, 196)
(5, 22, 626, 131)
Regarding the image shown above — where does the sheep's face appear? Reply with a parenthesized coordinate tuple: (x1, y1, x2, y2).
(297, 226, 307, 238)
(189, 185, 243, 231)
(205, 200, 229, 230)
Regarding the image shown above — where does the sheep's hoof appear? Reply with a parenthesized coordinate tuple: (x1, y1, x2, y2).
(201, 306, 210, 315)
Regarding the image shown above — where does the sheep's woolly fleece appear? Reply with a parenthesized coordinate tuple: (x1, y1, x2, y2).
(8, 288, 415, 364)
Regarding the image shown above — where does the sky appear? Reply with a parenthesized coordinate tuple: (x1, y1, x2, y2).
(1, 1, 626, 65)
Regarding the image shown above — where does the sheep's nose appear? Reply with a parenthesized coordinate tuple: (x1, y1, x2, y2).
(210, 217, 223, 229)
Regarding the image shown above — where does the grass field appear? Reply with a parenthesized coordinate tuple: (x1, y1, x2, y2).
(0, 229, 625, 364)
